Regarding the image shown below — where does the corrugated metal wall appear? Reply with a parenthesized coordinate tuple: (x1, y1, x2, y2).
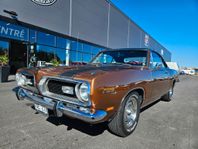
(0, 0, 171, 61)
(71, 0, 109, 47)
(0, 0, 71, 35)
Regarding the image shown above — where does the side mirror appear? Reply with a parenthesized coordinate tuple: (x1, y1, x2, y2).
(155, 63, 163, 70)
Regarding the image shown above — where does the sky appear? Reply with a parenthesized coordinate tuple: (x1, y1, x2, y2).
(111, 0, 198, 68)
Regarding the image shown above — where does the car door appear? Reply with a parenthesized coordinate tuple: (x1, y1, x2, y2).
(150, 51, 171, 100)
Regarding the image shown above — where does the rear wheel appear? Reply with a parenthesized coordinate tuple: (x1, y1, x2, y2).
(161, 85, 174, 102)
(108, 92, 140, 137)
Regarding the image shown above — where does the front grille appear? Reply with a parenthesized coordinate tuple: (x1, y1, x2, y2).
(47, 79, 77, 98)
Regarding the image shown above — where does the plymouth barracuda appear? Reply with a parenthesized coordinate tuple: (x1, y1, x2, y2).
(15, 48, 178, 137)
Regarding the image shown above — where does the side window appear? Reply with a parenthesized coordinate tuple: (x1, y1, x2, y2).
(150, 52, 166, 69)
(93, 53, 115, 64)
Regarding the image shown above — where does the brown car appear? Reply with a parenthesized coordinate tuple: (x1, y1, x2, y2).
(15, 48, 178, 137)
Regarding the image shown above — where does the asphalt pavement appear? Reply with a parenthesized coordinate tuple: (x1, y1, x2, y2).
(0, 75, 198, 149)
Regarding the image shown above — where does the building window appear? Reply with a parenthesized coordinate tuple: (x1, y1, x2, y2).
(69, 41, 103, 65)
(57, 37, 68, 49)
(0, 20, 105, 67)
(0, 41, 9, 56)
(36, 45, 66, 65)
(70, 50, 82, 63)
(91, 46, 103, 57)
(82, 53, 91, 63)
(71, 41, 83, 52)
(83, 44, 92, 54)
(37, 32, 55, 47)
(29, 30, 36, 43)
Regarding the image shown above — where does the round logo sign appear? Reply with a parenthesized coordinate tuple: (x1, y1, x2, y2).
(31, 0, 57, 6)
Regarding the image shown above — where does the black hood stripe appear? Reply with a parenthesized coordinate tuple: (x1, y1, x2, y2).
(60, 65, 129, 77)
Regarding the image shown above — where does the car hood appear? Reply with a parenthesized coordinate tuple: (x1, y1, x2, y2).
(40, 64, 135, 80)
(18, 64, 141, 83)
(60, 64, 138, 81)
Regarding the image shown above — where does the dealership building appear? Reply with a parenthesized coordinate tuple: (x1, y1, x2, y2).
(0, 0, 171, 74)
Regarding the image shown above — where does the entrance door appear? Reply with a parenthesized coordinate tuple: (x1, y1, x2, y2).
(9, 40, 28, 74)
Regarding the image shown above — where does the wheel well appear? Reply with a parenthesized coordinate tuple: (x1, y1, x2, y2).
(135, 89, 144, 104)
(126, 88, 144, 105)
(173, 80, 176, 87)
(109, 88, 145, 123)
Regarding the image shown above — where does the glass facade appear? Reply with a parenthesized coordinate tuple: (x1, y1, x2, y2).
(36, 45, 66, 65)
(0, 41, 9, 56)
(70, 41, 102, 64)
(31, 32, 103, 66)
(37, 31, 56, 47)
(0, 20, 104, 69)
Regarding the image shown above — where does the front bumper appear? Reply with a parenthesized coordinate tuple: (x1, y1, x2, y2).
(17, 88, 107, 123)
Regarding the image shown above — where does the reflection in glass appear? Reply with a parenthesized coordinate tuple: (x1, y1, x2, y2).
(36, 45, 66, 65)
(82, 53, 91, 63)
(91, 46, 103, 55)
(37, 32, 55, 47)
(69, 41, 103, 65)
(0, 41, 9, 56)
(70, 50, 82, 62)
(29, 30, 36, 43)
(57, 37, 68, 49)
(83, 44, 92, 54)
(71, 41, 83, 52)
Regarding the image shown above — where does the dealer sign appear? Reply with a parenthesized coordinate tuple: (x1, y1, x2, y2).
(0, 21, 28, 41)
(31, 0, 57, 6)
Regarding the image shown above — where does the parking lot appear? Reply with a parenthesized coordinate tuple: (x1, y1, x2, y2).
(0, 75, 198, 149)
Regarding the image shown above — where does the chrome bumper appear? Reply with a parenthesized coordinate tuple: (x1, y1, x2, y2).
(18, 88, 107, 123)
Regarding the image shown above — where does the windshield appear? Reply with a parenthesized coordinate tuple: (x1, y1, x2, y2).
(91, 50, 147, 66)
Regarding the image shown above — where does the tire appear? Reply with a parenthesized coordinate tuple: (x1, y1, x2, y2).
(108, 92, 141, 137)
(161, 85, 174, 102)
(16, 88, 25, 101)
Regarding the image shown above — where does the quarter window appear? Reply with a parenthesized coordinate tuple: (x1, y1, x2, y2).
(93, 53, 115, 64)
(150, 52, 166, 69)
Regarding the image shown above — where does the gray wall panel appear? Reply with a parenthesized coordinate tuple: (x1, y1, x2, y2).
(71, 0, 108, 47)
(0, 0, 171, 61)
(140, 31, 147, 48)
(128, 22, 141, 48)
(149, 37, 156, 50)
(0, 0, 70, 34)
(163, 49, 171, 61)
(108, 5, 128, 48)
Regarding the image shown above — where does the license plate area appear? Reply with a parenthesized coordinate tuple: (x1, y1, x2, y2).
(34, 104, 48, 116)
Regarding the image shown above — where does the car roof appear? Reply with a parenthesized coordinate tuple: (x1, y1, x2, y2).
(102, 48, 151, 52)
(101, 48, 163, 56)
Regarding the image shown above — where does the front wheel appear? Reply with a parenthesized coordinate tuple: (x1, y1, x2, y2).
(108, 92, 140, 137)
(16, 88, 25, 101)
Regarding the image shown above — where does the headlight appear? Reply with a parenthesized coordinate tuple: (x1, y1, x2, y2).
(79, 83, 90, 102)
(16, 73, 27, 86)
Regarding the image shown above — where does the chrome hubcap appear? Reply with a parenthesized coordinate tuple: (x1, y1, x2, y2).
(124, 96, 138, 132)
(169, 87, 173, 97)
